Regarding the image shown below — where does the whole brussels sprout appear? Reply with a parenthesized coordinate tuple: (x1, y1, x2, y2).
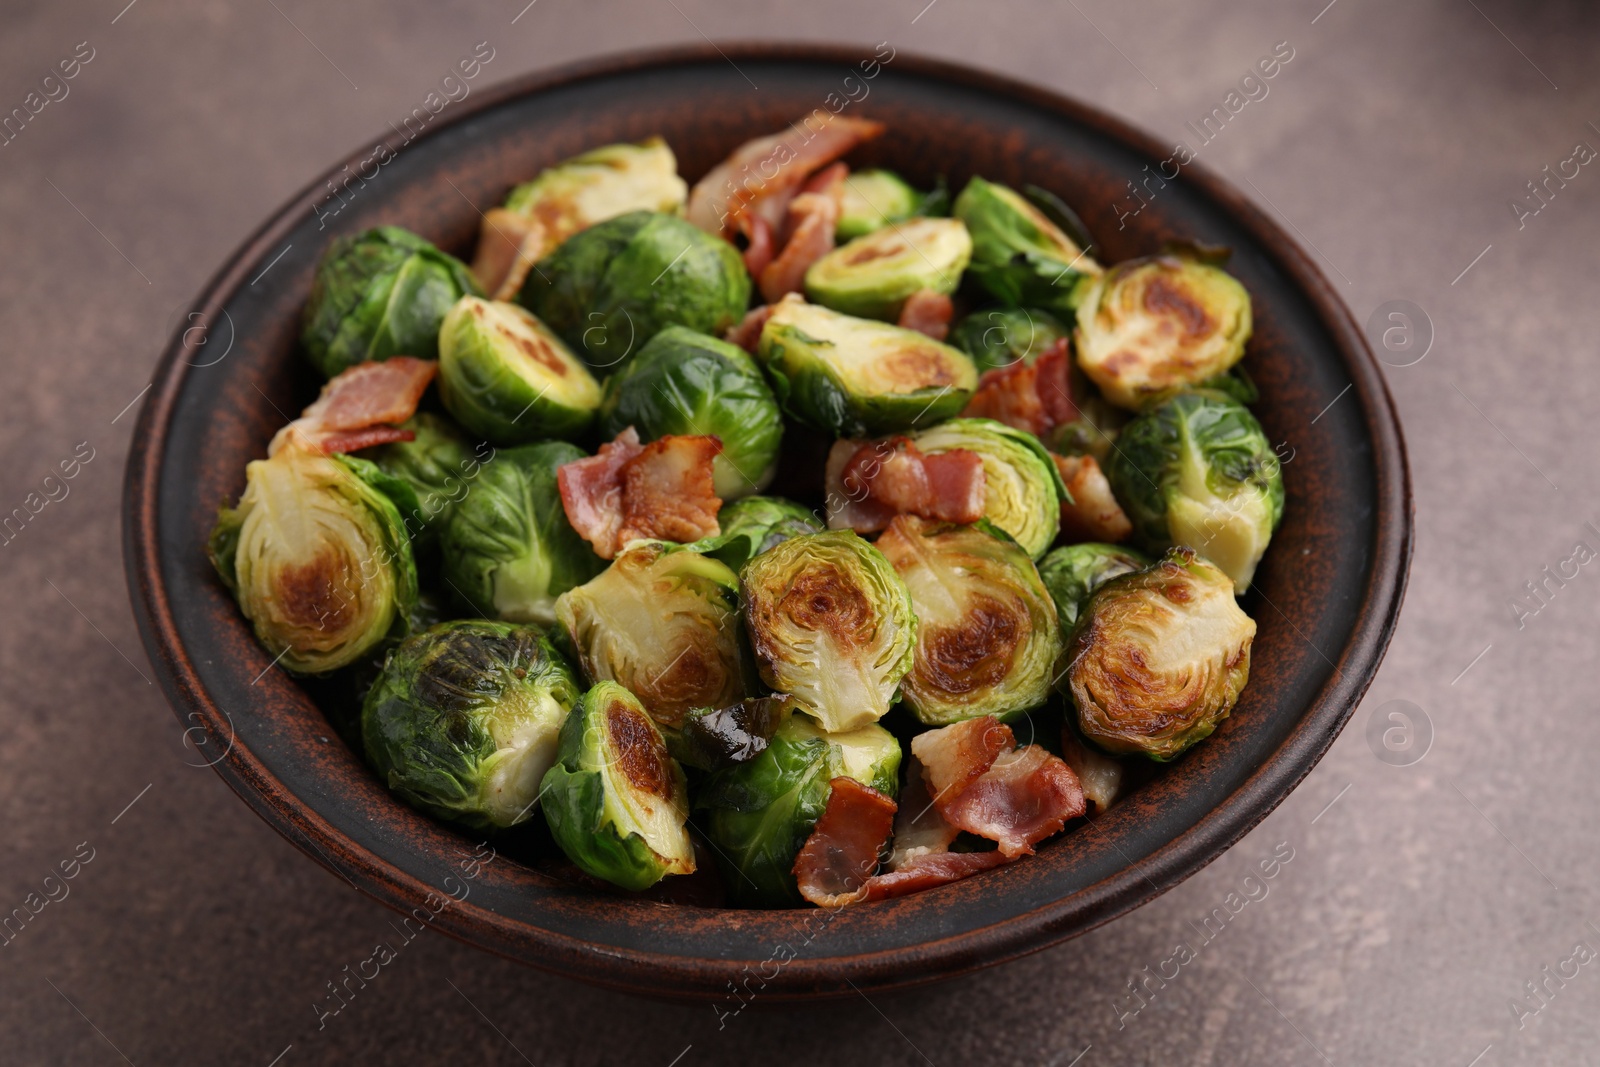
(757, 295, 978, 437)
(437, 296, 602, 444)
(1104, 390, 1284, 592)
(440, 441, 604, 625)
(949, 306, 1071, 373)
(596, 325, 782, 500)
(697, 710, 900, 906)
(503, 138, 687, 242)
(804, 217, 972, 321)
(208, 445, 417, 675)
(555, 541, 750, 731)
(1066, 548, 1255, 761)
(953, 178, 1101, 314)
(541, 681, 696, 890)
(361, 620, 582, 829)
(1074, 254, 1252, 410)
(362, 412, 488, 549)
(876, 516, 1062, 725)
(742, 530, 916, 733)
(1037, 541, 1152, 632)
(911, 417, 1066, 559)
(690, 495, 823, 573)
(518, 211, 751, 373)
(301, 226, 480, 379)
(836, 169, 923, 240)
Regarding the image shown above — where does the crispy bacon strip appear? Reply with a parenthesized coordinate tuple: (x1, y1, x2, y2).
(686, 116, 884, 239)
(270, 357, 436, 456)
(858, 850, 1012, 901)
(794, 778, 898, 907)
(558, 429, 724, 559)
(962, 338, 1078, 435)
(886, 756, 960, 868)
(758, 191, 839, 304)
(824, 437, 986, 533)
(897, 289, 954, 341)
(911, 715, 1085, 858)
(471, 208, 549, 300)
(740, 214, 775, 278)
(1052, 453, 1132, 543)
(724, 304, 775, 354)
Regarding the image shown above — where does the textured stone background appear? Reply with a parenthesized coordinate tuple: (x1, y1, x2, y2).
(2, 1, 1598, 1064)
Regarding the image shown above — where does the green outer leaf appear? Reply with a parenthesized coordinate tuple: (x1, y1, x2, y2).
(596, 325, 782, 500)
(1037, 541, 1152, 633)
(953, 178, 1099, 315)
(687, 495, 823, 573)
(440, 441, 603, 626)
(948, 306, 1070, 374)
(363, 412, 484, 549)
(911, 417, 1066, 559)
(206, 504, 244, 593)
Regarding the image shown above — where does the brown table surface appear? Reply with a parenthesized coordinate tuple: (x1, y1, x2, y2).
(4, 1, 1597, 1063)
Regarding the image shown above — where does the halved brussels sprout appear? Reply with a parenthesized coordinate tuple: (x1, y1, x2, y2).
(953, 178, 1101, 314)
(911, 417, 1065, 559)
(301, 226, 480, 379)
(208, 445, 417, 675)
(1037, 541, 1152, 632)
(437, 296, 602, 444)
(804, 217, 972, 321)
(1074, 254, 1252, 410)
(440, 441, 604, 625)
(836, 169, 923, 240)
(1066, 548, 1255, 761)
(742, 530, 916, 733)
(596, 325, 782, 500)
(757, 295, 978, 437)
(519, 211, 751, 372)
(690, 494, 822, 573)
(541, 681, 695, 890)
(667, 695, 792, 772)
(1104, 390, 1284, 592)
(361, 620, 582, 830)
(876, 517, 1061, 725)
(362, 412, 485, 548)
(949, 306, 1071, 373)
(555, 541, 749, 731)
(697, 710, 900, 906)
(503, 138, 687, 243)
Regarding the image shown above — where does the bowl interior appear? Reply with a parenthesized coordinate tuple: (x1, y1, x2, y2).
(126, 46, 1407, 1000)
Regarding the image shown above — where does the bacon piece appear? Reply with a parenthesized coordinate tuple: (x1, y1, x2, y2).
(911, 715, 1084, 858)
(794, 778, 898, 907)
(1034, 339, 1077, 426)
(557, 428, 644, 558)
(858, 850, 1012, 901)
(1061, 725, 1123, 816)
(758, 192, 839, 304)
(740, 214, 775, 279)
(886, 756, 961, 868)
(617, 435, 724, 549)
(724, 305, 775, 355)
(1052, 453, 1132, 543)
(962, 338, 1077, 435)
(897, 290, 954, 341)
(271, 356, 437, 456)
(824, 438, 986, 533)
(471, 208, 549, 300)
(686, 116, 884, 239)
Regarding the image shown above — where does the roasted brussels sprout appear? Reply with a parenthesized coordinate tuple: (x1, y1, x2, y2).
(503, 138, 687, 241)
(667, 695, 792, 772)
(596, 325, 782, 500)
(361, 620, 582, 830)
(876, 516, 1061, 725)
(436, 296, 602, 444)
(518, 211, 751, 372)
(1104, 390, 1284, 592)
(949, 306, 1071, 373)
(757, 295, 977, 437)
(742, 530, 916, 733)
(540, 681, 696, 890)
(1074, 254, 1252, 410)
(1066, 548, 1255, 761)
(836, 169, 923, 240)
(301, 226, 480, 379)
(690, 494, 823, 573)
(953, 178, 1101, 314)
(911, 417, 1065, 559)
(804, 217, 972, 321)
(440, 441, 604, 625)
(1037, 541, 1152, 631)
(362, 412, 486, 548)
(555, 541, 749, 731)
(697, 710, 900, 906)
(208, 445, 417, 675)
